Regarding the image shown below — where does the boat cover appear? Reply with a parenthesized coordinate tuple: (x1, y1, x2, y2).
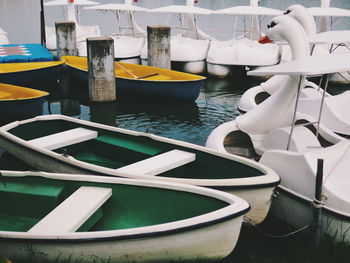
(0, 44, 54, 63)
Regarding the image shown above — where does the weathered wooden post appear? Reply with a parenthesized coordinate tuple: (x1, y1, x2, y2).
(55, 21, 76, 60)
(87, 37, 116, 102)
(147, 26, 171, 69)
(313, 158, 324, 249)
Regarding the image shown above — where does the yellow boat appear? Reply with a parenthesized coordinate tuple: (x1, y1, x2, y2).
(63, 56, 206, 101)
(0, 61, 63, 85)
(0, 83, 49, 124)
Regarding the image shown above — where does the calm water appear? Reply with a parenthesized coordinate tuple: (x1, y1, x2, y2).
(0, 0, 350, 146)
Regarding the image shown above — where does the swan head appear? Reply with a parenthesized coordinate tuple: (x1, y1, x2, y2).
(259, 15, 310, 59)
(283, 4, 317, 36)
(259, 15, 304, 43)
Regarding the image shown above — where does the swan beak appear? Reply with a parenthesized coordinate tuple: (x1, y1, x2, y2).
(258, 36, 273, 44)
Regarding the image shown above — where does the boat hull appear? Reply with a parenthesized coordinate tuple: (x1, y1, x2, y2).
(0, 135, 274, 225)
(0, 97, 46, 124)
(1, 218, 241, 263)
(68, 60, 203, 101)
(0, 114, 279, 225)
(271, 186, 350, 243)
(0, 83, 49, 124)
(0, 171, 249, 262)
(0, 62, 63, 85)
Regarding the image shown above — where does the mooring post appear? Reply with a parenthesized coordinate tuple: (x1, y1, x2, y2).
(147, 26, 171, 69)
(55, 21, 76, 60)
(87, 37, 116, 102)
(313, 158, 324, 249)
(60, 99, 81, 116)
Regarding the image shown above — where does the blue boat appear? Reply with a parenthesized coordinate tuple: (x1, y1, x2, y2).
(0, 83, 49, 124)
(63, 55, 206, 101)
(0, 60, 63, 85)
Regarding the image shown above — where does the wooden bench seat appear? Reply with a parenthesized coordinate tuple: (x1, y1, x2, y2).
(116, 149, 196, 176)
(28, 127, 98, 150)
(28, 186, 112, 234)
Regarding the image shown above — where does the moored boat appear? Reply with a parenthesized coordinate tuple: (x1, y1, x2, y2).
(207, 14, 350, 242)
(0, 83, 49, 124)
(63, 55, 206, 101)
(0, 61, 63, 85)
(0, 114, 279, 225)
(0, 170, 249, 262)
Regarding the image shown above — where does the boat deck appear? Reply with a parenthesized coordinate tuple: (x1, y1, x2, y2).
(0, 44, 54, 63)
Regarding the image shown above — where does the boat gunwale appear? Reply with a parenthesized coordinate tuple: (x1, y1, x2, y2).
(0, 115, 280, 187)
(0, 171, 249, 241)
(0, 61, 64, 74)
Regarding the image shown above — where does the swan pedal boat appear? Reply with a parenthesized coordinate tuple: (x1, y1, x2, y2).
(0, 170, 249, 262)
(44, 0, 101, 52)
(207, 14, 350, 242)
(238, 5, 350, 137)
(0, 61, 63, 85)
(0, 114, 279, 225)
(206, 3, 282, 78)
(63, 55, 206, 101)
(0, 83, 48, 124)
(140, 2, 213, 74)
(83, 2, 148, 59)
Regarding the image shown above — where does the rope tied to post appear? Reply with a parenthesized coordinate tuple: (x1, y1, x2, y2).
(244, 216, 311, 238)
(311, 198, 325, 209)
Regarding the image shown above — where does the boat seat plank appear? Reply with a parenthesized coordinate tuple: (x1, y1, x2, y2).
(116, 149, 196, 176)
(28, 127, 98, 150)
(28, 186, 112, 234)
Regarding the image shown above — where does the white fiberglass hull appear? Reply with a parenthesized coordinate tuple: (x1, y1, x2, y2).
(0, 115, 279, 226)
(78, 35, 145, 59)
(1, 218, 242, 263)
(141, 35, 210, 62)
(272, 186, 350, 243)
(207, 38, 280, 67)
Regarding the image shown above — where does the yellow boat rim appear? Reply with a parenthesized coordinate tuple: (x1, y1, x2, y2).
(62, 56, 206, 82)
(0, 83, 49, 100)
(0, 61, 63, 74)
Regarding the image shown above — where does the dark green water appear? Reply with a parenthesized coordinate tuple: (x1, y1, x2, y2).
(40, 72, 261, 146)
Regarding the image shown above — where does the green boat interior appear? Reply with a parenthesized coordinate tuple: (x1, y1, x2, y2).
(0, 176, 228, 232)
(8, 119, 264, 179)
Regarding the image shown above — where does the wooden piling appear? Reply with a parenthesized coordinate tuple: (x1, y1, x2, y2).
(87, 37, 116, 102)
(147, 26, 171, 69)
(313, 158, 324, 249)
(55, 21, 76, 60)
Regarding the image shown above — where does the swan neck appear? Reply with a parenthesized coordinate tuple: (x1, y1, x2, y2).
(186, 0, 194, 6)
(321, 0, 331, 8)
(250, 0, 259, 7)
(67, 0, 77, 23)
(285, 32, 310, 60)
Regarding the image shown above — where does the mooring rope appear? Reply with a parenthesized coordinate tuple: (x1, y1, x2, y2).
(244, 216, 311, 238)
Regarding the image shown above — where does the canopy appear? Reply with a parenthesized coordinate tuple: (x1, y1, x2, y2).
(247, 53, 350, 76)
(84, 3, 149, 12)
(307, 7, 350, 17)
(147, 5, 213, 15)
(213, 6, 283, 16)
(309, 30, 350, 44)
(44, 0, 98, 6)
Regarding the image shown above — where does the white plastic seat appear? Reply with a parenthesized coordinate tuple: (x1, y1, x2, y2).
(28, 186, 112, 234)
(28, 128, 98, 150)
(116, 149, 196, 176)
